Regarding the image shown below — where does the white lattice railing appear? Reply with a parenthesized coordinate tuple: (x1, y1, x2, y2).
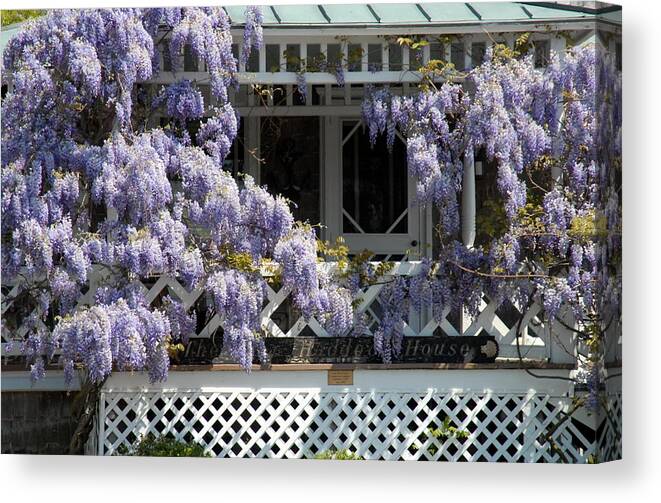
(94, 369, 622, 462)
(1, 261, 582, 363)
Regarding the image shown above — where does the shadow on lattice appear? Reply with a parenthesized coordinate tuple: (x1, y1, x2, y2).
(100, 390, 615, 463)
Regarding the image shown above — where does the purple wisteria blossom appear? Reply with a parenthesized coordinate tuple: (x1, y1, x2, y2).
(361, 43, 621, 412)
(1, 7, 328, 382)
(155, 80, 205, 124)
(241, 6, 264, 67)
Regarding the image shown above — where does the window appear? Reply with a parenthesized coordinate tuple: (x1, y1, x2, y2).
(473, 151, 503, 247)
(246, 48, 260, 72)
(534, 40, 551, 68)
(272, 85, 287, 106)
(388, 44, 403, 71)
(429, 42, 445, 62)
(183, 44, 198, 72)
(471, 42, 486, 68)
(327, 44, 343, 67)
(410, 47, 424, 71)
(342, 121, 408, 234)
(451, 42, 465, 72)
(266, 44, 280, 72)
(89, 201, 108, 234)
(161, 43, 172, 72)
(306, 44, 323, 71)
(224, 122, 245, 178)
(285, 44, 300, 72)
(260, 117, 321, 224)
(348, 44, 363, 72)
(367, 43, 383, 71)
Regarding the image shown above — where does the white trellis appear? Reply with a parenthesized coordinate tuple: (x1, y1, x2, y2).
(2, 262, 580, 365)
(95, 369, 621, 462)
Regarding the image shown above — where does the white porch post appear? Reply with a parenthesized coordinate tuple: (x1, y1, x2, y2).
(461, 148, 476, 248)
(464, 36, 472, 71)
(460, 148, 476, 333)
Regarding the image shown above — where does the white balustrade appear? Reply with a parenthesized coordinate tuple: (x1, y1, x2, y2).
(1, 261, 579, 363)
(92, 368, 622, 461)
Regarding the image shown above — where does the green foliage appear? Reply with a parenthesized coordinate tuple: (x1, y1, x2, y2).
(394, 35, 459, 90)
(569, 210, 609, 242)
(317, 235, 350, 264)
(427, 417, 470, 441)
(584, 322, 604, 355)
(347, 45, 364, 67)
(313, 447, 363, 460)
(516, 202, 546, 235)
(1, 9, 45, 27)
(217, 243, 259, 273)
(490, 32, 535, 63)
(226, 250, 259, 273)
(413, 417, 470, 456)
(417, 59, 457, 91)
(514, 32, 532, 55)
(396, 37, 429, 51)
(318, 236, 395, 288)
(476, 198, 509, 242)
(490, 43, 517, 63)
(344, 249, 395, 287)
(282, 49, 299, 65)
(166, 341, 186, 359)
(304, 52, 327, 73)
(114, 433, 211, 457)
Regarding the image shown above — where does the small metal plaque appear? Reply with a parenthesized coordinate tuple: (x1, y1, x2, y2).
(328, 369, 353, 386)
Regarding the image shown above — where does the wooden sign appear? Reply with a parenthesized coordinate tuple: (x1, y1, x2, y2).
(181, 333, 498, 365)
(327, 370, 354, 385)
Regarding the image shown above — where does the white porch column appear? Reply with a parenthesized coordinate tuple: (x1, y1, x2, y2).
(463, 36, 472, 71)
(461, 149, 476, 248)
(460, 149, 476, 334)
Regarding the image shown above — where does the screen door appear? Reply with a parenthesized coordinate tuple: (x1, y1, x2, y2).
(325, 118, 421, 259)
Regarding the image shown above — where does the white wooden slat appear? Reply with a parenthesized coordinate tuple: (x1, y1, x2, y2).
(145, 70, 463, 86)
(98, 380, 618, 462)
(2, 260, 557, 362)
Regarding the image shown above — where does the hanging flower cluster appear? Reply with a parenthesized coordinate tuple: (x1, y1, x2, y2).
(241, 6, 263, 67)
(361, 45, 621, 404)
(1, 7, 346, 383)
(362, 84, 465, 234)
(154, 80, 205, 125)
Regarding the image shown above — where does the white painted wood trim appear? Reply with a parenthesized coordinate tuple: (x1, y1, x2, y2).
(102, 368, 574, 395)
(461, 152, 476, 248)
(145, 70, 463, 86)
(229, 21, 620, 38)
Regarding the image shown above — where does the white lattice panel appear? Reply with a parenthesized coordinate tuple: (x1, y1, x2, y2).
(2, 261, 566, 363)
(97, 370, 618, 463)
